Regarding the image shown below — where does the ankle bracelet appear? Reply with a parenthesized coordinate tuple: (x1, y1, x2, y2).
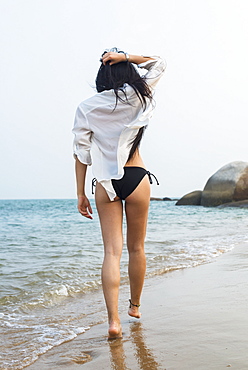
(129, 299, 140, 308)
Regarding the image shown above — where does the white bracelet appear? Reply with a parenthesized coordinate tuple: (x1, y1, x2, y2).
(124, 53, 130, 62)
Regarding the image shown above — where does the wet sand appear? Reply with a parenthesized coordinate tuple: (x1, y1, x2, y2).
(28, 242, 248, 369)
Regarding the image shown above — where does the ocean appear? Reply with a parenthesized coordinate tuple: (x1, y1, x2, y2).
(0, 199, 248, 369)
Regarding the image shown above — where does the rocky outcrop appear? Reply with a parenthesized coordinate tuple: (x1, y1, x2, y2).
(176, 161, 248, 207)
(150, 197, 172, 201)
(150, 197, 164, 201)
(201, 161, 248, 207)
(176, 191, 202, 206)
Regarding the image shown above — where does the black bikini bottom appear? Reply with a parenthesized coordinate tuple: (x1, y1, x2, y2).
(92, 167, 159, 200)
(112, 167, 159, 200)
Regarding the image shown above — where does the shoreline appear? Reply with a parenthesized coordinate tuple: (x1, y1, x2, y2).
(27, 243, 248, 369)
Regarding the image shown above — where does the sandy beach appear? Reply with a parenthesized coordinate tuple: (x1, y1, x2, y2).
(27, 242, 248, 370)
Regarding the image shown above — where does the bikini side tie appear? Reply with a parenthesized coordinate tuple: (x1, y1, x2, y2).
(147, 171, 160, 186)
(92, 178, 97, 195)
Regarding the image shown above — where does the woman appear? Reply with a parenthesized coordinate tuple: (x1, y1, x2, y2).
(73, 48, 165, 339)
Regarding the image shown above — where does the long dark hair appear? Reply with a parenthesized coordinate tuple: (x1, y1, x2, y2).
(96, 50, 153, 159)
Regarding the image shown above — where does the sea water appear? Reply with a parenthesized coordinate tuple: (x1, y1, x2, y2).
(0, 199, 248, 369)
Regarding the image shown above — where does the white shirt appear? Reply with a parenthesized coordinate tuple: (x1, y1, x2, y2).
(72, 56, 166, 201)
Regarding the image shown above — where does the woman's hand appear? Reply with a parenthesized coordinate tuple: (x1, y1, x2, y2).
(101, 52, 126, 66)
(77, 195, 93, 219)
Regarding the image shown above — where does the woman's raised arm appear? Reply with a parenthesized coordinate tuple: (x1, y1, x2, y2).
(101, 52, 154, 66)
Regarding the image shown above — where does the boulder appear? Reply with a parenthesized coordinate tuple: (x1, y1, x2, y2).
(176, 190, 202, 206)
(201, 161, 248, 207)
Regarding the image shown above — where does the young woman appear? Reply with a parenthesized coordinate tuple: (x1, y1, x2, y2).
(73, 48, 165, 339)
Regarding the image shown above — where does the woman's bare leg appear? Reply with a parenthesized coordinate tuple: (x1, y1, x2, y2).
(125, 175, 150, 318)
(95, 183, 123, 339)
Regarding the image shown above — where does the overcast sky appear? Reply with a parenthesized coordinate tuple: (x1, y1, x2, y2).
(1, 0, 248, 199)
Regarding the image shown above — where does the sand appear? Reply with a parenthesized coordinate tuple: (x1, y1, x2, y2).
(27, 242, 248, 370)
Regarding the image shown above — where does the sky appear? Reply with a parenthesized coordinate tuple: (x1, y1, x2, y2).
(0, 0, 248, 199)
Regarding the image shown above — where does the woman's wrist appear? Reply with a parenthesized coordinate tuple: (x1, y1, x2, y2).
(126, 54, 154, 65)
(123, 52, 129, 62)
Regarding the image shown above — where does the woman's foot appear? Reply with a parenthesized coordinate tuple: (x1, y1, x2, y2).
(128, 299, 141, 319)
(108, 321, 122, 340)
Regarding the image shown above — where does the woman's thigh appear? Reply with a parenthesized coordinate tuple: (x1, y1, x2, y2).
(124, 175, 150, 250)
(95, 182, 124, 254)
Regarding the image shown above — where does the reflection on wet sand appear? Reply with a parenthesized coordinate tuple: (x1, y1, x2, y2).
(108, 338, 128, 370)
(130, 322, 161, 369)
(108, 321, 162, 370)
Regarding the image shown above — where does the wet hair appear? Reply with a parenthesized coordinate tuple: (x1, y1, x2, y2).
(95, 50, 153, 159)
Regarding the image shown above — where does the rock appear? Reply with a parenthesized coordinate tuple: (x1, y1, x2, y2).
(163, 197, 172, 201)
(218, 200, 248, 208)
(176, 191, 202, 206)
(201, 161, 248, 207)
(150, 197, 172, 201)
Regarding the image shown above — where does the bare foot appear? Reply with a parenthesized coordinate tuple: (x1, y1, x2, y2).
(128, 305, 141, 319)
(108, 321, 122, 340)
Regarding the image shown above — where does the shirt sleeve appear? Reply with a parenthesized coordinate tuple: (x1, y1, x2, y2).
(72, 104, 92, 165)
(138, 56, 166, 89)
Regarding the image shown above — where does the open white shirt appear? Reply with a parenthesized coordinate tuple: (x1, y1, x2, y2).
(72, 56, 166, 201)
